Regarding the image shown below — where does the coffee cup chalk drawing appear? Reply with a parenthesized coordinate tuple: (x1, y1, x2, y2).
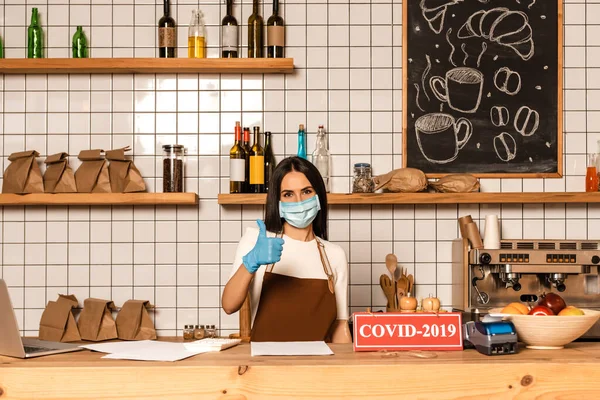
(405, 0, 561, 175)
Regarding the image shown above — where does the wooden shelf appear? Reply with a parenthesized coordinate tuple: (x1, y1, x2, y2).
(218, 192, 600, 205)
(0, 193, 198, 206)
(0, 58, 294, 74)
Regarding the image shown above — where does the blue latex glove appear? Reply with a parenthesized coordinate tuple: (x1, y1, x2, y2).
(242, 220, 284, 274)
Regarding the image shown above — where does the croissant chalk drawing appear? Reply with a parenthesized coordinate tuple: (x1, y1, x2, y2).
(420, 0, 464, 35)
(457, 7, 534, 61)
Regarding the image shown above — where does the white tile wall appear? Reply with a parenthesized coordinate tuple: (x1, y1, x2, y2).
(0, 0, 596, 337)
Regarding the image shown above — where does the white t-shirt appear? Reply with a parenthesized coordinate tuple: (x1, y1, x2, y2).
(229, 227, 349, 326)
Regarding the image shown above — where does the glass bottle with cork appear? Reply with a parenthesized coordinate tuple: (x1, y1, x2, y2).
(229, 121, 246, 194)
(248, 0, 264, 58)
(264, 131, 276, 193)
(28, 8, 43, 59)
(311, 125, 331, 192)
(72, 26, 88, 58)
(249, 127, 265, 193)
(188, 9, 206, 58)
(221, 0, 238, 58)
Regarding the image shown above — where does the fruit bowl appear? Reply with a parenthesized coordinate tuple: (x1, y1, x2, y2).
(489, 308, 600, 349)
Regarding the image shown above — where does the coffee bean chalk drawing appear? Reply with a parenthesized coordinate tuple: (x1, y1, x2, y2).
(494, 67, 522, 95)
(490, 106, 510, 127)
(514, 106, 540, 137)
(494, 132, 517, 162)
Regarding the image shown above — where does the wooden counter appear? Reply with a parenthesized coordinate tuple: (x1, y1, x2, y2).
(2, 341, 600, 399)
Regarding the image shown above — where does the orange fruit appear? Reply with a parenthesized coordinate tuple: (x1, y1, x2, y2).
(508, 302, 529, 315)
(501, 305, 523, 315)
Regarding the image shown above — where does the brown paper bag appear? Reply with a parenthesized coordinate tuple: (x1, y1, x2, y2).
(43, 152, 77, 193)
(105, 146, 146, 193)
(38, 294, 81, 342)
(77, 298, 118, 342)
(115, 300, 157, 340)
(2, 150, 44, 194)
(74, 150, 111, 193)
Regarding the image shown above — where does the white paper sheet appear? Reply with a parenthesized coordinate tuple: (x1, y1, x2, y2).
(101, 342, 209, 362)
(80, 340, 156, 354)
(251, 341, 334, 357)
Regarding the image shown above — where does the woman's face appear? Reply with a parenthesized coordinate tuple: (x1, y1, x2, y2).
(280, 171, 316, 203)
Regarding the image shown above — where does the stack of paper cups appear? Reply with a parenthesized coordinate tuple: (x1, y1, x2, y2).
(483, 215, 501, 249)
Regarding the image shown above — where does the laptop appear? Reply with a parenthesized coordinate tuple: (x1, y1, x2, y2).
(0, 279, 83, 358)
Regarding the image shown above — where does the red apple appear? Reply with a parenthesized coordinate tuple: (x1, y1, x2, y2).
(538, 292, 566, 315)
(528, 305, 554, 316)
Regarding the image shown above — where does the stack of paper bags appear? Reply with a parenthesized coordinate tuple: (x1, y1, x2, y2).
(38, 294, 81, 342)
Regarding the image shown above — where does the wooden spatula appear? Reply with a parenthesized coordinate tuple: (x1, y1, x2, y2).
(380, 274, 397, 312)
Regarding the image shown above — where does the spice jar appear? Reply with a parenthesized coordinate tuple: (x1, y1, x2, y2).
(183, 325, 194, 341)
(194, 325, 205, 340)
(163, 144, 185, 192)
(352, 163, 375, 193)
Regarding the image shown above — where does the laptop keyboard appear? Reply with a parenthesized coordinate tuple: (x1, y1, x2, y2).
(24, 345, 55, 354)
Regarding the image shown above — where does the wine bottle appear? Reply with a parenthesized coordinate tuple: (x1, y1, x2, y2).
(311, 125, 331, 192)
(264, 131, 276, 193)
(243, 127, 251, 192)
(72, 26, 88, 58)
(188, 10, 206, 58)
(230, 122, 246, 194)
(221, 0, 238, 58)
(249, 127, 265, 193)
(158, 0, 176, 58)
(248, 0, 264, 58)
(267, 0, 284, 58)
(27, 8, 43, 59)
(297, 124, 307, 160)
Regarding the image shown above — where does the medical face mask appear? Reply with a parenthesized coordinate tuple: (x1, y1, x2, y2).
(279, 195, 321, 229)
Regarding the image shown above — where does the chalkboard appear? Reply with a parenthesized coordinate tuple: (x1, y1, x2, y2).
(403, 0, 563, 177)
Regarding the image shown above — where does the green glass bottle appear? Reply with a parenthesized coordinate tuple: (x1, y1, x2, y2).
(248, 0, 264, 58)
(0, 36, 4, 59)
(72, 26, 88, 58)
(27, 8, 43, 58)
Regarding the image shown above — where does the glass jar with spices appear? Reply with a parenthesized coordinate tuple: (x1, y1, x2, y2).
(352, 163, 374, 193)
(194, 324, 205, 340)
(163, 144, 185, 192)
(183, 325, 194, 341)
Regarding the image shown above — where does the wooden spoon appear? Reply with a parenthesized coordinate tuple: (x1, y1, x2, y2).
(385, 253, 398, 280)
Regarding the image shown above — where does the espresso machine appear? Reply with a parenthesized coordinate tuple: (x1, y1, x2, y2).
(452, 238, 600, 338)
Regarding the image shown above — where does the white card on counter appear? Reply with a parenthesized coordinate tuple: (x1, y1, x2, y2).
(80, 340, 156, 354)
(251, 341, 334, 357)
(101, 342, 209, 362)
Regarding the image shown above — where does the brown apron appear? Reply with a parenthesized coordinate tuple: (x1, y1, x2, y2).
(250, 237, 338, 342)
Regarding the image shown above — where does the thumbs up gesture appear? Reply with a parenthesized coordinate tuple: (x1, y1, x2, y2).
(242, 220, 285, 274)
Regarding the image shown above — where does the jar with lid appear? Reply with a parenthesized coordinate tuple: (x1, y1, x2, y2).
(163, 144, 186, 193)
(352, 163, 374, 193)
(183, 325, 194, 341)
(193, 324, 205, 340)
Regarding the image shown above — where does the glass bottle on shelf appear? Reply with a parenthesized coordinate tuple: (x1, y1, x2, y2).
(28, 8, 43, 59)
(243, 127, 251, 192)
(221, 0, 238, 58)
(353, 163, 375, 193)
(72, 26, 88, 58)
(311, 125, 331, 192)
(188, 9, 206, 58)
(267, 0, 284, 58)
(587, 153, 599, 193)
(249, 127, 265, 193)
(297, 124, 307, 160)
(0, 36, 4, 59)
(162, 144, 185, 193)
(158, 0, 176, 58)
(264, 131, 276, 193)
(248, 0, 264, 58)
(229, 121, 246, 194)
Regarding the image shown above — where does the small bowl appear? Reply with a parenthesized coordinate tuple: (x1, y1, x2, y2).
(488, 308, 600, 349)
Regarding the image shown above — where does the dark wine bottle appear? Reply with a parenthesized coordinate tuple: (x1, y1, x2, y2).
(249, 127, 265, 193)
(243, 127, 251, 192)
(230, 122, 246, 194)
(248, 0, 264, 58)
(158, 0, 176, 58)
(222, 0, 238, 58)
(264, 131, 276, 193)
(267, 0, 284, 58)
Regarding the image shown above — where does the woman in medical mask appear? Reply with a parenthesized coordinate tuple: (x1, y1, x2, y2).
(222, 157, 351, 343)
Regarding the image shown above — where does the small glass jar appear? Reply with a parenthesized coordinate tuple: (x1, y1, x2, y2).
(183, 325, 194, 341)
(352, 163, 374, 193)
(163, 144, 186, 193)
(209, 325, 217, 338)
(193, 324, 205, 340)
